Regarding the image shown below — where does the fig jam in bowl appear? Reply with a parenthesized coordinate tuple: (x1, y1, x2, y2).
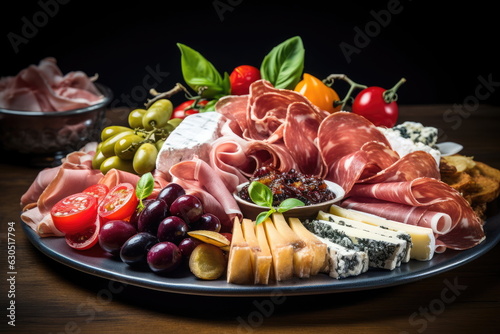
(233, 168, 345, 221)
(0, 83, 112, 167)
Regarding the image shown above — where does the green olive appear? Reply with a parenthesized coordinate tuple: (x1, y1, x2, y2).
(100, 129, 135, 157)
(155, 138, 166, 152)
(100, 156, 136, 175)
(128, 108, 147, 129)
(100, 126, 133, 142)
(142, 99, 173, 131)
(133, 143, 158, 175)
(92, 150, 107, 170)
(114, 134, 145, 160)
(167, 118, 183, 129)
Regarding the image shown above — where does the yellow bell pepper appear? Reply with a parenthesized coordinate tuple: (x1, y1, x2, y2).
(294, 73, 341, 113)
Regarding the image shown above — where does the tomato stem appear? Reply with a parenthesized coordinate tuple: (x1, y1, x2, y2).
(323, 74, 368, 110)
(383, 77, 406, 103)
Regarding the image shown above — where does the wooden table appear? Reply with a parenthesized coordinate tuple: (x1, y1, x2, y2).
(2, 105, 500, 334)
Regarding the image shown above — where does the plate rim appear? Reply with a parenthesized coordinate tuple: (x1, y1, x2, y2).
(22, 210, 500, 297)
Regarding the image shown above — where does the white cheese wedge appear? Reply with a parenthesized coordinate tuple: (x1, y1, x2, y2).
(303, 219, 407, 270)
(329, 205, 435, 261)
(287, 217, 328, 276)
(156, 112, 225, 174)
(317, 236, 369, 279)
(263, 218, 294, 281)
(317, 211, 411, 263)
(227, 217, 253, 284)
(241, 219, 272, 285)
(271, 213, 312, 278)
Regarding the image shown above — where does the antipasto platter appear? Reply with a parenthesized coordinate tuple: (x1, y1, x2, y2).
(17, 36, 500, 297)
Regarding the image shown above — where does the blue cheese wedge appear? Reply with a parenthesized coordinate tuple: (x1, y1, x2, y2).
(317, 211, 411, 263)
(317, 236, 369, 279)
(378, 121, 440, 165)
(329, 205, 435, 261)
(303, 219, 407, 270)
(156, 112, 225, 174)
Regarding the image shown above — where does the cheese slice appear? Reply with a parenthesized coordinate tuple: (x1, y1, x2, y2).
(226, 217, 253, 284)
(156, 112, 224, 174)
(329, 205, 435, 261)
(317, 236, 369, 279)
(241, 219, 272, 285)
(263, 218, 294, 281)
(271, 213, 312, 278)
(303, 219, 407, 270)
(287, 217, 328, 276)
(255, 220, 275, 283)
(317, 211, 412, 263)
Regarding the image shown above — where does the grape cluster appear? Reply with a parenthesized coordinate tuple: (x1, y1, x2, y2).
(98, 183, 229, 278)
(92, 99, 182, 175)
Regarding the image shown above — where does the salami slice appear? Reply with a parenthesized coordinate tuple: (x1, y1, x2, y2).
(283, 102, 326, 176)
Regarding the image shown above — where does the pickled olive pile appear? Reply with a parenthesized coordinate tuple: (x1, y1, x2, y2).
(92, 99, 181, 175)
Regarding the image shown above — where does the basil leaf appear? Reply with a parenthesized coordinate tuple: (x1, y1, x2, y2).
(135, 172, 154, 209)
(260, 36, 305, 90)
(248, 181, 273, 207)
(277, 198, 305, 213)
(255, 209, 274, 225)
(177, 43, 230, 99)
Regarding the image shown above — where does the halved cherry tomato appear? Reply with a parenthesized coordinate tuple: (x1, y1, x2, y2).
(172, 99, 209, 120)
(229, 65, 261, 95)
(98, 183, 138, 220)
(65, 217, 100, 250)
(83, 184, 109, 204)
(51, 193, 98, 235)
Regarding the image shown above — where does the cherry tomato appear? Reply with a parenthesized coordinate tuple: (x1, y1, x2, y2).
(294, 73, 341, 113)
(83, 184, 109, 204)
(51, 193, 98, 235)
(352, 86, 399, 127)
(229, 65, 261, 95)
(65, 217, 100, 250)
(172, 99, 209, 119)
(98, 183, 139, 220)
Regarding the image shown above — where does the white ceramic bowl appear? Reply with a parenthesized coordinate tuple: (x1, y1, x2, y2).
(233, 180, 345, 221)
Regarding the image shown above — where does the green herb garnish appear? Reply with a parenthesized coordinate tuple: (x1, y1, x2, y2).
(135, 172, 154, 210)
(248, 181, 305, 225)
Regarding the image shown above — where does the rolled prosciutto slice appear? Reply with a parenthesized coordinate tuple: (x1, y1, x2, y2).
(343, 177, 485, 250)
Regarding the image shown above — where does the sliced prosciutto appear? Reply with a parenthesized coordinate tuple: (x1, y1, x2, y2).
(343, 176, 485, 250)
(169, 157, 242, 233)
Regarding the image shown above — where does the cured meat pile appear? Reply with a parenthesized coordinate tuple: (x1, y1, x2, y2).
(20, 79, 486, 253)
(0, 57, 104, 112)
(209, 80, 485, 252)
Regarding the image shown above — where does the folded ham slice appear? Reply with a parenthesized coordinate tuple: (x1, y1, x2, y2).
(0, 57, 103, 112)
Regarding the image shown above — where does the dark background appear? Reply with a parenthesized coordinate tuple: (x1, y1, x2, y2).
(2, 0, 499, 109)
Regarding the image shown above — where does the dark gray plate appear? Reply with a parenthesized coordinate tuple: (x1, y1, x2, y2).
(22, 210, 500, 297)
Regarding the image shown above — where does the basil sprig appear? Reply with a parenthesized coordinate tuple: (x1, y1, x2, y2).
(177, 43, 231, 100)
(248, 181, 305, 225)
(260, 36, 305, 90)
(135, 172, 154, 210)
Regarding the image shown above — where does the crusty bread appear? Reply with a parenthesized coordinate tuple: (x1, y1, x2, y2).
(440, 155, 500, 218)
